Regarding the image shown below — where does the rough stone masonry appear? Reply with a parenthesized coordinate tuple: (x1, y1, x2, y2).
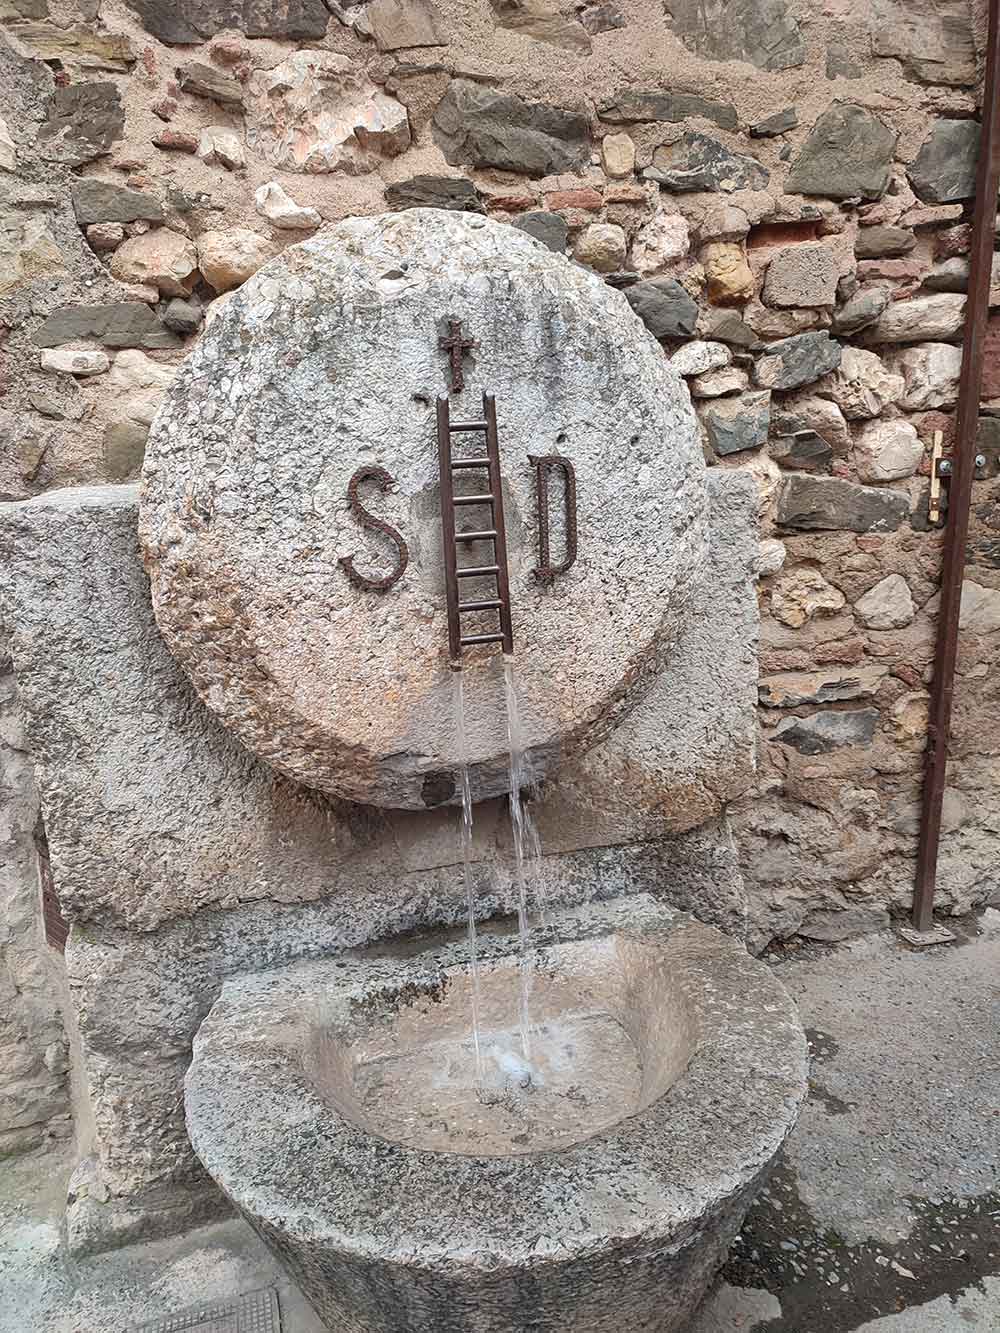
(1, 0, 999, 1228)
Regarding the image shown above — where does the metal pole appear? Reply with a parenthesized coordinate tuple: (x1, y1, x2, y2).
(913, 0, 1000, 931)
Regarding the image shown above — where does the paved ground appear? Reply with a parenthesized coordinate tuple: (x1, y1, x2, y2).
(1, 909, 997, 1333)
(0, 1153, 326, 1333)
(693, 906, 1000, 1332)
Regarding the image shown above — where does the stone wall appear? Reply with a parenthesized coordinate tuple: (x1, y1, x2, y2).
(2, 0, 1000, 1157)
(0, 630, 72, 1158)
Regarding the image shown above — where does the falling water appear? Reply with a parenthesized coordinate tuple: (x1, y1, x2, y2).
(502, 654, 547, 1062)
(451, 658, 548, 1087)
(451, 669, 484, 1085)
(502, 656, 547, 924)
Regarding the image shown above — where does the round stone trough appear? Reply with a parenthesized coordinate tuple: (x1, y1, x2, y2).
(185, 897, 807, 1332)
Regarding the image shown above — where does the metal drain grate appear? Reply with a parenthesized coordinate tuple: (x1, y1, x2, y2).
(132, 1287, 280, 1333)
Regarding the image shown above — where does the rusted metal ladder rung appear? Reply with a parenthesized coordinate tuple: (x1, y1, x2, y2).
(453, 493, 494, 505)
(448, 421, 488, 433)
(455, 529, 497, 542)
(460, 632, 505, 646)
(458, 598, 503, 611)
(456, 564, 500, 578)
(451, 457, 491, 469)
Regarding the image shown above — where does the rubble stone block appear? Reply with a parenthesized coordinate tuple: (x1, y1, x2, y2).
(37, 82, 124, 164)
(908, 119, 979, 204)
(70, 179, 164, 226)
(512, 211, 568, 252)
(703, 241, 756, 305)
(625, 277, 699, 338)
(762, 243, 839, 309)
(126, 0, 331, 43)
(815, 346, 904, 421)
(434, 80, 588, 177)
(786, 105, 896, 201)
(247, 51, 410, 173)
(368, 0, 449, 51)
(109, 229, 199, 297)
(854, 226, 916, 259)
(773, 709, 879, 753)
(863, 293, 965, 343)
(664, 0, 805, 71)
(598, 89, 737, 129)
(855, 573, 915, 629)
(574, 223, 627, 273)
(701, 390, 771, 456)
(754, 332, 842, 391)
(646, 133, 768, 193)
(386, 176, 484, 212)
(870, 0, 976, 87)
(33, 304, 180, 350)
(196, 228, 272, 292)
(777, 475, 910, 532)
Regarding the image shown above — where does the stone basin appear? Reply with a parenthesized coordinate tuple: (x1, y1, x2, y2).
(185, 896, 807, 1332)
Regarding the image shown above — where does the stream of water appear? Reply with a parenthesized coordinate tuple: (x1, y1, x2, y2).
(502, 655, 546, 1063)
(451, 657, 548, 1087)
(451, 669, 484, 1085)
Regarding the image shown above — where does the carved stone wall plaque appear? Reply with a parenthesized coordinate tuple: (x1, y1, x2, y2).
(139, 211, 708, 808)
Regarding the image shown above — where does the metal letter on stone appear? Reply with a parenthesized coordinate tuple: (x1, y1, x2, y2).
(339, 465, 409, 592)
(530, 454, 578, 581)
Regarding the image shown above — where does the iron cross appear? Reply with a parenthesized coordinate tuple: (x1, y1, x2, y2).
(438, 319, 478, 393)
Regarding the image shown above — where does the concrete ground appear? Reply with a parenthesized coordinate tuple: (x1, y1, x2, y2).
(1, 909, 997, 1333)
(0, 1152, 326, 1333)
(692, 906, 1000, 1333)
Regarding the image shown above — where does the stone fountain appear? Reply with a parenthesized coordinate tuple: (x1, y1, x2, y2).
(187, 896, 803, 1333)
(1, 210, 805, 1328)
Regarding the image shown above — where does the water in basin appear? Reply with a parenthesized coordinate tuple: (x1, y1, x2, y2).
(306, 932, 695, 1158)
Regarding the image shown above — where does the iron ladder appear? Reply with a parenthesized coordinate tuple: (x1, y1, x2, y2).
(437, 392, 514, 661)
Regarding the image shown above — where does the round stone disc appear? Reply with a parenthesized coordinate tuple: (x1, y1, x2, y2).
(139, 211, 707, 809)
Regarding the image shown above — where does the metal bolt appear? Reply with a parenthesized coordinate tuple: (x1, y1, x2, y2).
(975, 454, 987, 468)
(939, 459, 953, 475)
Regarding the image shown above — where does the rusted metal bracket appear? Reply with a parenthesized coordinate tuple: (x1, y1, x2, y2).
(913, 0, 1000, 933)
(339, 465, 409, 592)
(928, 431, 947, 526)
(530, 454, 578, 581)
(930, 432, 991, 525)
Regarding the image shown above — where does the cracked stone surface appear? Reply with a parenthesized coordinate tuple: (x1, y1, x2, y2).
(124, 0, 331, 43)
(244, 50, 410, 174)
(433, 80, 589, 176)
(664, 0, 805, 71)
